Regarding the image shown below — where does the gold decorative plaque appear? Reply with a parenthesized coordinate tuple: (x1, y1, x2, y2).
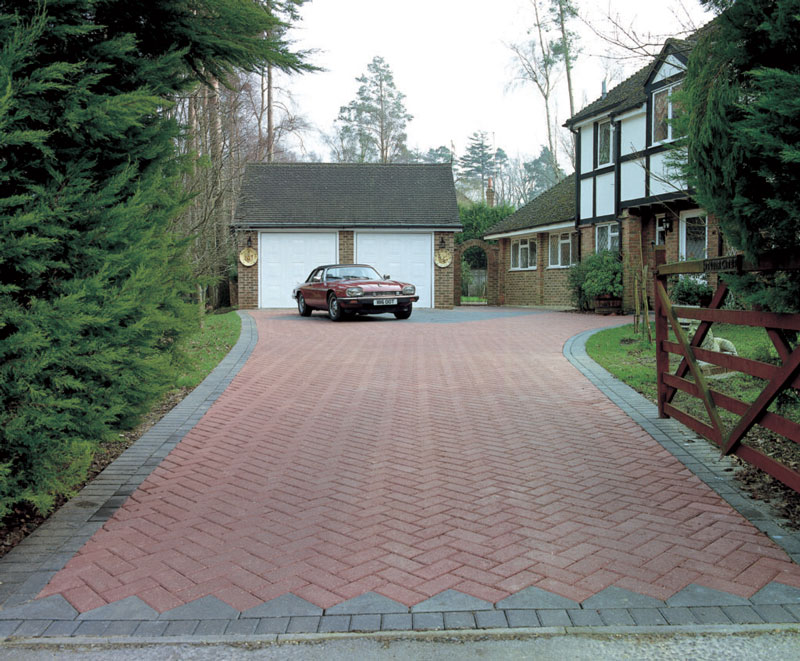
(434, 247, 453, 268)
(239, 247, 258, 267)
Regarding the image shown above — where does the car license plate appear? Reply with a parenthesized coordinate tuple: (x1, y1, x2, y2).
(374, 298, 397, 306)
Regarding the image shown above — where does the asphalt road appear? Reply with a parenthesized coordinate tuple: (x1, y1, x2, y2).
(2, 629, 799, 661)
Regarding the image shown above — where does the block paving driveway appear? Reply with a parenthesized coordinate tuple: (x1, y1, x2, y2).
(37, 309, 800, 616)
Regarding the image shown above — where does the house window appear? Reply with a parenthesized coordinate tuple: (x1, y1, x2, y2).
(549, 232, 578, 267)
(595, 223, 620, 252)
(597, 120, 613, 167)
(680, 211, 708, 261)
(655, 215, 667, 246)
(510, 238, 536, 269)
(653, 82, 683, 144)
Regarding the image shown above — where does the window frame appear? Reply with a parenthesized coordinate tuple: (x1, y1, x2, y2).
(679, 210, 708, 261)
(655, 214, 667, 246)
(596, 120, 613, 167)
(652, 81, 683, 145)
(548, 231, 578, 268)
(595, 222, 620, 253)
(510, 237, 537, 271)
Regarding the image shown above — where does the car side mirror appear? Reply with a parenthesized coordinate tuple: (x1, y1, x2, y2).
(383, 274, 390, 280)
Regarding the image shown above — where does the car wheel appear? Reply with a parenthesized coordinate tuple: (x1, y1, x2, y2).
(328, 293, 343, 321)
(297, 293, 312, 317)
(394, 305, 412, 320)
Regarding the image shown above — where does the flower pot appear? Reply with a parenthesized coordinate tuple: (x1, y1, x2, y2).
(593, 294, 622, 315)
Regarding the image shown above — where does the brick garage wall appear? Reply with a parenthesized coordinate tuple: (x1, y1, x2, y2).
(434, 232, 455, 309)
(339, 231, 353, 263)
(237, 230, 258, 310)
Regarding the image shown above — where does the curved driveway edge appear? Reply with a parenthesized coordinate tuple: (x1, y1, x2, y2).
(2, 309, 800, 641)
(0, 311, 258, 612)
(563, 327, 800, 565)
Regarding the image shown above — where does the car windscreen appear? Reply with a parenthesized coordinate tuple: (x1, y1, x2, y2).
(325, 266, 381, 281)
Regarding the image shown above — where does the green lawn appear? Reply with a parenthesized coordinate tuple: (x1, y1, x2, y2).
(175, 311, 242, 390)
(586, 322, 797, 428)
(461, 296, 487, 303)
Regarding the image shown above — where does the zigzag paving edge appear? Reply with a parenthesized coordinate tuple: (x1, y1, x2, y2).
(1, 314, 800, 639)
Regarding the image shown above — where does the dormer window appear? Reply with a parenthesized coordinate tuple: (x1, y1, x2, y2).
(652, 82, 683, 144)
(597, 120, 613, 167)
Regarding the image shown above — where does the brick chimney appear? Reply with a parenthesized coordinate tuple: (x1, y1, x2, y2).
(486, 176, 495, 208)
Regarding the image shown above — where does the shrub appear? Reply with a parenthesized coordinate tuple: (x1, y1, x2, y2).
(568, 251, 623, 310)
(670, 275, 713, 306)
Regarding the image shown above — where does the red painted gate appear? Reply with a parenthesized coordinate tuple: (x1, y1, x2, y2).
(654, 247, 800, 493)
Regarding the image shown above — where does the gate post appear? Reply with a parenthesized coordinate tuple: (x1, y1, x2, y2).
(654, 246, 668, 418)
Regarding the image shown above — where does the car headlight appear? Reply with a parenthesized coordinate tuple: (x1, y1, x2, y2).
(402, 285, 415, 295)
(346, 287, 364, 297)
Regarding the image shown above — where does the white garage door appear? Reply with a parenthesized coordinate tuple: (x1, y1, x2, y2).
(356, 233, 433, 307)
(259, 232, 338, 308)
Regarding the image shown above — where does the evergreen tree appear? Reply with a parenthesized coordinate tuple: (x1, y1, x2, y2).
(685, 0, 800, 311)
(525, 146, 566, 198)
(334, 56, 413, 163)
(0, 0, 307, 516)
(458, 131, 495, 202)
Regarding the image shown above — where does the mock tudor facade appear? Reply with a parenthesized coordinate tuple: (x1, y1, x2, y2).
(232, 163, 462, 310)
(487, 29, 726, 310)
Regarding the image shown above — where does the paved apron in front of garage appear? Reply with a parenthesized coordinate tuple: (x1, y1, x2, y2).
(1, 308, 800, 640)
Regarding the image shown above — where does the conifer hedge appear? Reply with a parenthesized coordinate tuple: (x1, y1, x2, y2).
(685, 0, 800, 312)
(0, 1, 306, 517)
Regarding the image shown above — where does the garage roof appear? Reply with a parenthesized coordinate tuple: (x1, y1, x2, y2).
(233, 163, 462, 229)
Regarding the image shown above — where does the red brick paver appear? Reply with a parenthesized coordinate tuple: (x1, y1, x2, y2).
(40, 311, 800, 612)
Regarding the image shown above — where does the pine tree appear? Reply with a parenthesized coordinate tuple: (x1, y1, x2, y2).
(458, 132, 495, 202)
(334, 56, 413, 163)
(0, 0, 307, 516)
(685, 0, 800, 311)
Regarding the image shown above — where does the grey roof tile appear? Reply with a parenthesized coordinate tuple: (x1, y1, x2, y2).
(233, 163, 461, 229)
(484, 175, 575, 236)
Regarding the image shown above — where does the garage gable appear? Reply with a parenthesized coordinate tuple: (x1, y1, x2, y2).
(232, 163, 462, 310)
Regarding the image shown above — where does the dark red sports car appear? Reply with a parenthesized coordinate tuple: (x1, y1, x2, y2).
(292, 264, 419, 321)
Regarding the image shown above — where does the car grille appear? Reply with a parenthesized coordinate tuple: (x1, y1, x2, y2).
(369, 291, 401, 296)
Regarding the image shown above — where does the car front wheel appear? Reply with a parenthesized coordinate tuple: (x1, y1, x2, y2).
(297, 293, 312, 317)
(328, 294, 343, 321)
(394, 305, 412, 320)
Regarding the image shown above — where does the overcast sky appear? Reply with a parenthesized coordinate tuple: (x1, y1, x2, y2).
(282, 0, 713, 166)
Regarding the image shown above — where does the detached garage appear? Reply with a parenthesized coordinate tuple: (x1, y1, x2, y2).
(232, 163, 461, 309)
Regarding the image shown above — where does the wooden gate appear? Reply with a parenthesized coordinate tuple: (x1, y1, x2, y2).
(654, 247, 800, 492)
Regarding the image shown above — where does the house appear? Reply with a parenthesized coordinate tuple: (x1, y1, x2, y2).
(483, 174, 578, 306)
(565, 31, 726, 309)
(232, 163, 462, 309)
(485, 27, 727, 310)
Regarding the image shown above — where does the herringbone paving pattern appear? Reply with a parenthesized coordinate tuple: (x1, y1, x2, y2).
(39, 311, 800, 613)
